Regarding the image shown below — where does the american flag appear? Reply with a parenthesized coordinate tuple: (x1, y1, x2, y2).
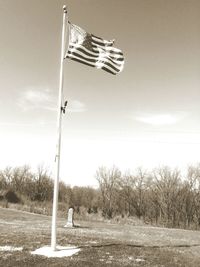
(65, 23, 124, 75)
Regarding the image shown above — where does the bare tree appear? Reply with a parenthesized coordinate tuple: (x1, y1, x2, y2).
(187, 164, 200, 228)
(152, 166, 181, 226)
(31, 165, 53, 201)
(0, 166, 13, 189)
(118, 173, 135, 216)
(96, 166, 121, 218)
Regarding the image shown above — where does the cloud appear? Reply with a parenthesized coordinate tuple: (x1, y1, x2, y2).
(67, 100, 86, 113)
(17, 88, 86, 113)
(135, 113, 185, 126)
(17, 87, 56, 111)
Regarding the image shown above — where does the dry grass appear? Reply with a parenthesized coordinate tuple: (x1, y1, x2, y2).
(0, 207, 200, 266)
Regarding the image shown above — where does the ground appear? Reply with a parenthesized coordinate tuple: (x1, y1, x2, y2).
(0, 207, 200, 266)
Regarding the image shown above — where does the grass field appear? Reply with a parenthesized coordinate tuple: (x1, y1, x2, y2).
(1, 207, 200, 266)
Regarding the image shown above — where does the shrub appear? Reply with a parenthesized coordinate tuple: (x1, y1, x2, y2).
(6, 190, 20, 203)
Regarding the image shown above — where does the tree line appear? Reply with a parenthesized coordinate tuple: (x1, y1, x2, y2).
(96, 164, 200, 229)
(1, 164, 200, 229)
(0, 165, 100, 214)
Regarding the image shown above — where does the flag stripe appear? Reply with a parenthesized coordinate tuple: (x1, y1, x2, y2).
(93, 46, 123, 56)
(67, 50, 123, 74)
(66, 55, 96, 68)
(70, 48, 123, 71)
(67, 50, 98, 63)
(91, 39, 113, 48)
(67, 50, 121, 73)
(67, 53, 120, 74)
(91, 34, 114, 46)
(69, 45, 123, 65)
(68, 45, 99, 58)
(67, 55, 118, 75)
(68, 47, 122, 68)
(102, 66, 117, 75)
(92, 47, 124, 61)
(68, 44, 99, 58)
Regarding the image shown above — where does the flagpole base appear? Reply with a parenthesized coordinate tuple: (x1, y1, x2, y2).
(31, 245, 80, 258)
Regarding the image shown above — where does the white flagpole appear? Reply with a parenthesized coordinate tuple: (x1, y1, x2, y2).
(51, 5, 68, 251)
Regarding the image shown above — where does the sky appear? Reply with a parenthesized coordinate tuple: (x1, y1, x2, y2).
(0, 0, 200, 187)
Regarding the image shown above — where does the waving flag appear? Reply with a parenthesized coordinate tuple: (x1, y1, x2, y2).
(65, 23, 124, 75)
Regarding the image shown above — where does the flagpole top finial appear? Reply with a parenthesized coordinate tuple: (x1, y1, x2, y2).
(63, 5, 67, 13)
